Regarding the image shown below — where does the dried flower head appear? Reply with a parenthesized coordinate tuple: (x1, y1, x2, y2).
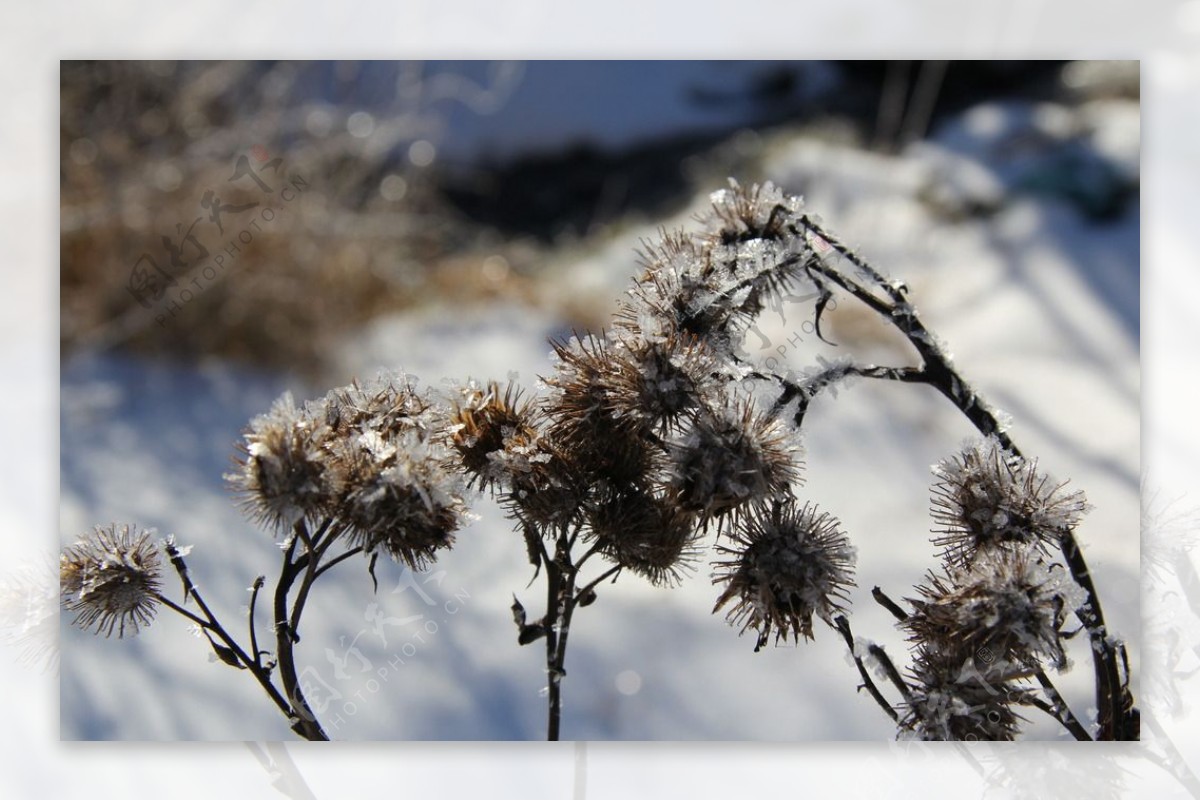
(317, 372, 437, 440)
(60, 524, 163, 638)
(898, 645, 1028, 741)
(543, 334, 656, 485)
(227, 393, 338, 531)
(702, 179, 805, 245)
(617, 183, 817, 357)
(904, 550, 1083, 671)
(712, 500, 855, 649)
(605, 333, 723, 435)
(337, 428, 471, 570)
(586, 486, 700, 587)
(931, 438, 1090, 566)
(618, 229, 742, 347)
(669, 399, 803, 522)
(450, 380, 546, 493)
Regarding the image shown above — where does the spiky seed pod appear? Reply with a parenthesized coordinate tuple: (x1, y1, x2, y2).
(931, 438, 1091, 566)
(316, 372, 438, 441)
(616, 230, 742, 347)
(450, 380, 546, 493)
(227, 393, 339, 532)
(60, 524, 163, 638)
(605, 333, 723, 436)
(712, 500, 855, 649)
(898, 645, 1028, 741)
(336, 429, 470, 570)
(543, 334, 657, 486)
(669, 400, 803, 523)
(701, 179, 805, 245)
(504, 452, 589, 535)
(903, 550, 1083, 671)
(586, 486, 700, 587)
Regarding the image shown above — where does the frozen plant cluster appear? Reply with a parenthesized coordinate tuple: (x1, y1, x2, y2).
(60, 181, 1137, 742)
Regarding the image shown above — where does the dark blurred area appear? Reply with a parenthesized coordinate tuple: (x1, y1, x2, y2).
(60, 60, 1138, 375)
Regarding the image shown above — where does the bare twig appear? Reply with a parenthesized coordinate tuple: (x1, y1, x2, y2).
(1033, 669, 1093, 741)
(834, 615, 899, 722)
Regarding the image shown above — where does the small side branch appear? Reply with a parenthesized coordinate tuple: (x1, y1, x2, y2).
(835, 615, 899, 722)
(872, 586, 909, 623)
(1033, 669, 1093, 742)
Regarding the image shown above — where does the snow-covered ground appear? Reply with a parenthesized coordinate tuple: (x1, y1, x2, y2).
(57, 94, 1140, 743)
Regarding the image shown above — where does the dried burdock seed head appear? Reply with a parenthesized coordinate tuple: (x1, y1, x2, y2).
(904, 550, 1083, 671)
(543, 334, 657, 485)
(450, 380, 546, 493)
(702, 179, 805, 245)
(586, 486, 700, 587)
(898, 645, 1028, 741)
(931, 438, 1090, 566)
(669, 399, 803, 522)
(505, 458, 588, 534)
(618, 230, 739, 346)
(316, 371, 438, 441)
(712, 500, 855, 649)
(619, 194, 822, 361)
(606, 333, 723, 436)
(227, 392, 339, 532)
(60, 524, 162, 638)
(337, 429, 470, 570)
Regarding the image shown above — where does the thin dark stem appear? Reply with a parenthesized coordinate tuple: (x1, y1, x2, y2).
(868, 643, 913, 705)
(1058, 530, 1127, 739)
(289, 521, 322, 634)
(576, 564, 621, 603)
(314, 546, 364, 579)
(248, 576, 265, 667)
(834, 615, 899, 722)
(1018, 695, 1090, 741)
(544, 539, 564, 741)
(572, 541, 604, 574)
(272, 532, 329, 741)
(764, 361, 926, 428)
(797, 214, 908, 305)
(542, 532, 614, 740)
(164, 539, 226, 631)
(872, 586, 909, 623)
(155, 592, 211, 629)
(308, 518, 333, 551)
(566, 520, 584, 554)
(1033, 669, 1093, 741)
(156, 557, 295, 727)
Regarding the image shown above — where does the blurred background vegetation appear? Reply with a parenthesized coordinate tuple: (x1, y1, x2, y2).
(60, 60, 1138, 380)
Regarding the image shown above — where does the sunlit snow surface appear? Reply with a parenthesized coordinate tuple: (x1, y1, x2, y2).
(60, 108, 1138, 741)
